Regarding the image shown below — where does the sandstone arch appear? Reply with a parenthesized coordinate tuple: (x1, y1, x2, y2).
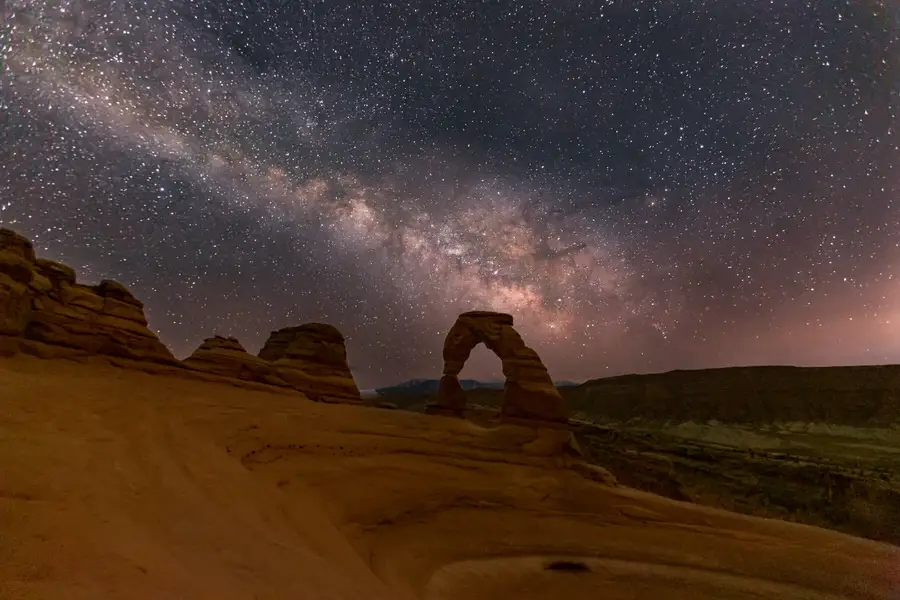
(426, 311, 568, 424)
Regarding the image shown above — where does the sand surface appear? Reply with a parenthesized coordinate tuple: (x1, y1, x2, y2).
(1, 356, 899, 599)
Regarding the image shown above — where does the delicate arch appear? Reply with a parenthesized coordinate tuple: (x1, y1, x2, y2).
(426, 311, 568, 424)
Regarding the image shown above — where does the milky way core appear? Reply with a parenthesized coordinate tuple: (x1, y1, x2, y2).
(2, 0, 898, 386)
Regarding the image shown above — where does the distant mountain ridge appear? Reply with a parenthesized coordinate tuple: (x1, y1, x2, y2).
(372, 378, 579, 396)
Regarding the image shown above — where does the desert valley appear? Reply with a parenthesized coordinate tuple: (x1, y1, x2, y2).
(2, 226, 899, 599)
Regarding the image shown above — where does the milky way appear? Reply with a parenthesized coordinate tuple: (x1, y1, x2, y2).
(1, 0, 899, 386)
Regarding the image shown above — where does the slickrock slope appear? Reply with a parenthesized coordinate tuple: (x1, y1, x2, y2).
(259, 323, 362, 403)
(428, 311, 567, 424)
(1, 356, 899, 600)
(0, 228, 174, 363)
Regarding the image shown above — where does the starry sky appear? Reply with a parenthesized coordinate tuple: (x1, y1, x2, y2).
(1, 0, 899, 387)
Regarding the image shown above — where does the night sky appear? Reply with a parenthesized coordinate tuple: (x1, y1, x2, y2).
(1, 1, 898, 388)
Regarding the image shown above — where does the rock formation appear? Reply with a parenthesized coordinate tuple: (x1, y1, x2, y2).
(0, 228, 174, 363)
(1, 229, 363, 397)
(427, 311, 568, 425)
(258, 323, 361, 404)
(183, 335, 285, 385)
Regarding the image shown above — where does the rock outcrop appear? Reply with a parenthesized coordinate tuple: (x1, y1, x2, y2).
(0, 230, 362, 396)
(427, 311, 568, 425)
(258, 323, 361, 404)
(183, 335, 285, 385)
(0, 228, 174, 363)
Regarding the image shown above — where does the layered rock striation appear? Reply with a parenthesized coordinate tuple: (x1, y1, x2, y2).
(258, 323, 361, 404)
(0, 228, 174, 363)
(183, 335, 284, 386)
(181, 328, 362, 402)
(427, 311, 568, 425)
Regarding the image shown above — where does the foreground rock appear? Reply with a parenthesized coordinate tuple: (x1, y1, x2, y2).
(259, 323, 361, 403)
(0, 228, 174, 363)
(427, 311, 567, 425)
(2, 357, 898, 600)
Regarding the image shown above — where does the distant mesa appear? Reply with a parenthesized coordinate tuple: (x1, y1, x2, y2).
(426, 310, 569, 425)
(0, 228, 175, 363)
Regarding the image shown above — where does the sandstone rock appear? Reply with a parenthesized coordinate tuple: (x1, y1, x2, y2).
(427, 374, 467, 417)
(522, 428, 583, 457)
(256, 327, 296, 361)
(17, 338, 96, 360)
(259, 323, 361, 403)
(94, 279, 142, 307)
(0, 275, 32, 336)
(25, 301, 173, 363)
(570, 462, 618, 486)
(0, 334, 20, 356)
(184, 335, 285, 386)
(0, 228, 175, 364)
(195, 335, 246, 354)
(63, 284, 104, 312)
(427, 311, 568, 425)
(0, 231, 37, 336)
(0, 249, 35, 286)
(28, 272, 53, 294)
(36, 258, 76, 289)
(0, 228, 36, 263)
